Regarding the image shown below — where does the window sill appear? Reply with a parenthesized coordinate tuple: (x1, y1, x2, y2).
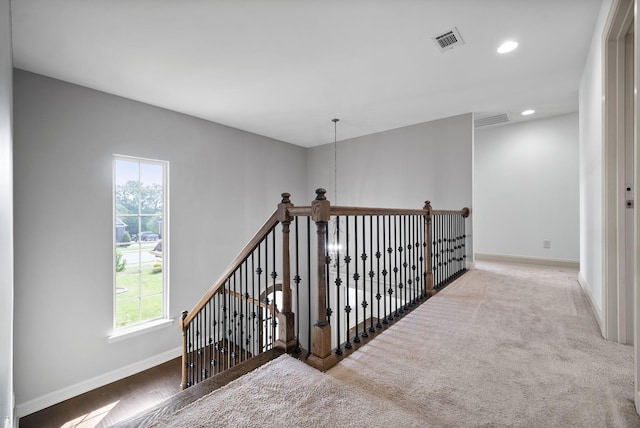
(108, 318, 175, 343)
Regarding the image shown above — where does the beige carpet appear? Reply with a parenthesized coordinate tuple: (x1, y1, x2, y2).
(152, 262, 640, 427)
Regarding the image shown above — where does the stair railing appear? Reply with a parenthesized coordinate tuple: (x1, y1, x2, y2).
(180, 189, 469, 388)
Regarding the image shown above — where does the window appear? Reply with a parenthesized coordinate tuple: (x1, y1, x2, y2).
(113, 156, 168, 330)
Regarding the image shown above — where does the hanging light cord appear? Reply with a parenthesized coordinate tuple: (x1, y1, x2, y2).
(333, 118, 339, 205)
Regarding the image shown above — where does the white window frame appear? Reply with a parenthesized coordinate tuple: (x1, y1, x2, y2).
(111, 154, 170, 340)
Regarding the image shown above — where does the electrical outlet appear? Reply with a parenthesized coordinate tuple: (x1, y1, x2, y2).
(543, 240, 551, 249)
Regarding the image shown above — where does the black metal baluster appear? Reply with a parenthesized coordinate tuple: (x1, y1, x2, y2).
(251, 252, 256, 358)
(418, 216, 427, 299)
(409, 215, 415, 304)
(233, 271, 238, 366)
(243, 260, 248, 362)
(410, 215, 415, 305)
(325, 225, 331, 326)
(402, 215, 413, 311)
(361, 215, 369, 338)
(396, 216, 407, 314)
(344, 216, 352, 349)
(192, 317, 197, 385)
(256, 242, 262, 354)
(382, 216, 389, 324)
(271, 229, 277, 350)
(294, 217, 301, 354)
(451, 214, 455, 280)
(462, 214, 467, 268)
(353, 217, 360, 343)
(368, 215, 375, 333)
(307, 217, 312, 356)
(225, 279, 230, 371)
(444, 214, 449, 283)
(393, 215, 399, 317)
(206, 301, 212, 379)
(414, 215, 420, 303)
(264, 235, 270, 351)
(195, 311, 200, 384)
(375, 215, 382, 329)
(200, 311, 204, 382)
(432, 214, 438, 289)
(203, 302, 208, 381)
(212, 295, 217, 376)
(335, 217, 342, 355)
(437, 214, 442, 289)
(187, 321, 192, 387)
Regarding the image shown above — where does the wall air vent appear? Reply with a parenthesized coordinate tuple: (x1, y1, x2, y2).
(433, 27, 465, 52)
(474, 112, 511, 128)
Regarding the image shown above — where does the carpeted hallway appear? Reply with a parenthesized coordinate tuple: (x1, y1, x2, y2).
(150, 261, 640, 427)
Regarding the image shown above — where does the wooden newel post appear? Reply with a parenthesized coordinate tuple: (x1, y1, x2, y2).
(461, 207, 470, 270)
(308, 188, 338, 371)
(275, 192, 297, 351)
(423, 200, 435, 297)
(180, 310, 188, 390)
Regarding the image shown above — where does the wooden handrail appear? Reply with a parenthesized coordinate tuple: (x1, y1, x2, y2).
(433, 208, 470, 217)
(287, 205, 468, 218)
(224, 288, 279, 315)
(182, 211, 279, 326)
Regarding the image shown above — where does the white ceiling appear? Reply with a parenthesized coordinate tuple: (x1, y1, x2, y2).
(11, 0, 602, 147)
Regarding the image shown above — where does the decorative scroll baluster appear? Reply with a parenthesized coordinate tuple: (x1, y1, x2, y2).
(225, 278, 230, 371)
(368, 216, 375, 333)
(243, 261, 248, 362)
(382, 216, 389, 324)
(375, 216, 382, 329)
(387, 217, 395, 321)
(353, 217, 360, 343)
(325, 226, 331, 326)
(408, 215, 415, 306)
(271, 228, 278, 349)
(334, 216, 342, 356)
(263, 234, 269, 351)
(344, 216, 352, 349)
(402, 215, 408, 311)
(294, 216, 301, 354)
(393, 216, 399, 318)
(251, 253, 256, 358)
(360, 215, 369, 339)
(307, 217, 312, 356)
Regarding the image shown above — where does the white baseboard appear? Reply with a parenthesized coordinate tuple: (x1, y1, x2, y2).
(474, 253, 580, 269)
(16, 346, 182, 418)
(578, 272, 604, 335)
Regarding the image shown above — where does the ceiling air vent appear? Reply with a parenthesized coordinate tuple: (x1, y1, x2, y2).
(433, 27, 465, 52)
(474, 112, 510, 128)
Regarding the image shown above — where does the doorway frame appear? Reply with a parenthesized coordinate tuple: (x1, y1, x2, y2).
(603, 0, 639, 411)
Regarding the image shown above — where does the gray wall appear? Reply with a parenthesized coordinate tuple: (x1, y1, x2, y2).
(307, 114, 473, 209)
(0, 0, 14, 424)
(474, 113, 579, 262)
(579, 0, 613, 320)
(306, 114, 473, 257)
(13, 70, 307, 414)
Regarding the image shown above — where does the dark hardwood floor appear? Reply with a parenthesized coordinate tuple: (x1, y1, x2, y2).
(18, 349, 286, 428)
(18, 303, 429, 427)
(19, 357, 183, 428)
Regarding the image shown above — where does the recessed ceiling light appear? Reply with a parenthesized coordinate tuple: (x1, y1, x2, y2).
(497, 41, 518, 54)
(521, 109, 535, 116)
